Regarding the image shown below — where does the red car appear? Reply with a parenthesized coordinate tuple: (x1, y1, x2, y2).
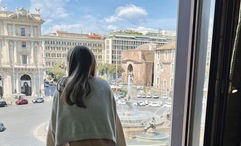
(16, 99, 28, 105)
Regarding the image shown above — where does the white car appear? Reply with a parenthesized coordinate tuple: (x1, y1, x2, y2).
(137, 94, 142, 98)
(137, 101, 146, 106)
(153, 95, 159, 99)
(149, 102, 161, 107)
(146, 94, 152, 98)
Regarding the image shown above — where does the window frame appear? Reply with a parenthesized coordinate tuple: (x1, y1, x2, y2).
(171, 0, 200, 145)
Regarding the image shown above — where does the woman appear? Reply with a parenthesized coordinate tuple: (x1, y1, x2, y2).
(47, 46, 126, 146)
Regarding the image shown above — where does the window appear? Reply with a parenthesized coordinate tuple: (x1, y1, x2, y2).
(57, 47, 61, 51)
(62, 47, 66, 51)
(163, 80, 167, 88)
(51, 53, 56, 57)
(51, 47, 55, 51)
(22, 55, 27, 64)
(22, 42, 26, 48)
(21, 28, 25, 36)
(46, 53, 50, 57)
(165, 51, 168, 60)
(46, 61, 50, 66)
(62, 54, 67, 58)
(57, 53, 61, 58)
(52, 61, 55, 66)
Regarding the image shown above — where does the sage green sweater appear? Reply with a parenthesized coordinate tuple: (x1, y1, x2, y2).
(49, 77, 118, 146)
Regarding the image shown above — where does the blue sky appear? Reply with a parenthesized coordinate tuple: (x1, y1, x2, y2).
(0, 0, 178, 34)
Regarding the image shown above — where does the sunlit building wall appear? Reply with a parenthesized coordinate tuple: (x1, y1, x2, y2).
(0, 7, 45, 97)
(43, 31, 105, 68)
(105, 33, 171, 65)
(153, 42, 176, 96)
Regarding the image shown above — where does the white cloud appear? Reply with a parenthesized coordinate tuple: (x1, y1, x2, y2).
(30, 0, 69, 18)
(45, 19, 53, 24)
(44, 24, 84, 34)
(105, 4, 147, 25)
(107, 25, 118, 31)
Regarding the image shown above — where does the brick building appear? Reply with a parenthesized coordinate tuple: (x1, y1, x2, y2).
(122, 44, 157, 86)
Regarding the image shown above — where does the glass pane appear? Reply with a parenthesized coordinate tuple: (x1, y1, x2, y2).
(0, 0, 178, 145)
(190, 0, 215, 145)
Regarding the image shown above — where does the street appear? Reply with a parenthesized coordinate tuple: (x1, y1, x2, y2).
(0, 100, 52, 146)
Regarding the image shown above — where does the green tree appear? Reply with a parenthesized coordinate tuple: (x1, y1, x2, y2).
(117, 65, 125, 75)
(49, 62, 66, 81)
(97, 64, 106, 76)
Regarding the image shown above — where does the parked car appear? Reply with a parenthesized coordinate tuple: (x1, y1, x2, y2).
(32, 97, 44, 103)
(0, 101, 7, 107)
(137, 94, 142, 98)
(153, 95, 159, 99)
(149, 102, 161, 107)
(119, 93, 126, 98)
(16, 99, 28, 105)
(146, 94, 152, 98)
(0, 123, 5, 132)
(137, 101, 146, 106)
(141, 94, 146, 98)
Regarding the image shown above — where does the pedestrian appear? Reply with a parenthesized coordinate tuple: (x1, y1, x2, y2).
(47, 46, 126, 146)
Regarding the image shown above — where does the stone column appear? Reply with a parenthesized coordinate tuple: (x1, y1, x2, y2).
(14, 41, 17, 64)
(4, 40, 9, 64)
(16, 73, 19, 93)
(31, 42, 34, 64)
(32, 74, 36, 96)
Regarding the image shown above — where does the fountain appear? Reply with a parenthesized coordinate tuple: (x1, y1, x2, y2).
(117, 72, 170, 145)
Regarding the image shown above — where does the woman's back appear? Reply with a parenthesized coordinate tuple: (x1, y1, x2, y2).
(51, 77, 117, 145)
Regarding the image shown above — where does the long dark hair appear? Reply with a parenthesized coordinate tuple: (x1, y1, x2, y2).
(59, 46, 96, 108)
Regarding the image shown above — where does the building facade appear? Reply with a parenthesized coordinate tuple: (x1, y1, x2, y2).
(0, 7, 45, 98)
(43, 31, 105, 68)
(122, 44, 157, 86)
(105, 31, 170, 65)
(153, 42, 176, 96)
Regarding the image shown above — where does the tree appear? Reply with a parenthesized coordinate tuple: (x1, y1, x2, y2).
(97, 64, 106, 76)
(49, 62, 66, 81)
(117, 65, 125, 75)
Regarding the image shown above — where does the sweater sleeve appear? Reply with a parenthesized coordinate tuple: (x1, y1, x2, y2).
(47, 91, 58, 146)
